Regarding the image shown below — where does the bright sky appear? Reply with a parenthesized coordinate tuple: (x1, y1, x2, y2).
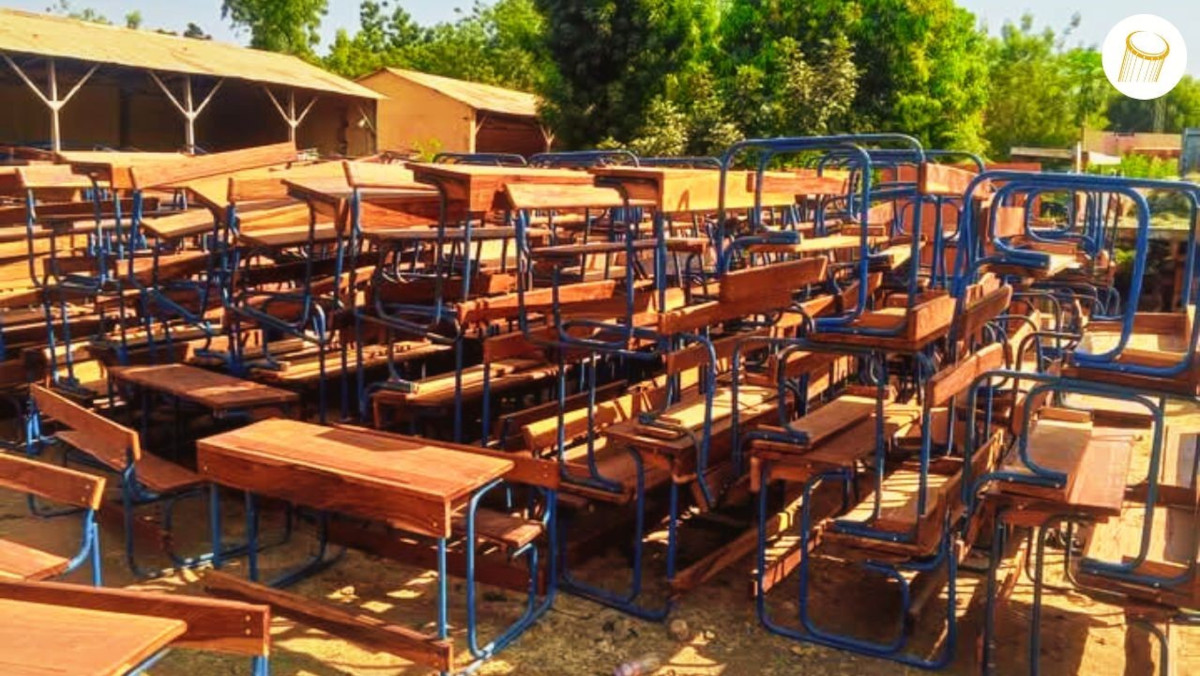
(3, 0, 1197, 74)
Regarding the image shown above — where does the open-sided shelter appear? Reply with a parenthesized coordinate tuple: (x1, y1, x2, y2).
(0, 8, 381, 155)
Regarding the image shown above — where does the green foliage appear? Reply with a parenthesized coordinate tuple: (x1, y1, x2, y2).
(124, 10, 142, 29)
(852, 0, 989, 151)
(221, 0, 328, 58)
(1084, 154, 1178, 180)
(1108, 76, 1200, 134)
(184, 23, 212, 39)
(982, 14, 1110, 158)
(325, 0, 549, 92)
(533, 0, 717, 149)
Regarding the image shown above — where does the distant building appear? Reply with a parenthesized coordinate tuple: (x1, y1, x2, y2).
(0, 9, 380, 155)
(359, 68, 553, 158)
(1081, 129, 1181, 160)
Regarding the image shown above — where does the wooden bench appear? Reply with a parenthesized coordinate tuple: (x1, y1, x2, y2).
(196, 419, 557, 673)
(993, 409, 1135, 516)
(658, 257, 829, 334)
(0, 453, 105, 583)
(30, 384, 211, 574)
(809, 289, 957, 352)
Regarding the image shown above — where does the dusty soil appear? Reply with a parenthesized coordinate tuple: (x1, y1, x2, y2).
(3, 408, 1197, 676)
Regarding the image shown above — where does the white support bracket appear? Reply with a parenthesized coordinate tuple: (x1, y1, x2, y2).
(149, 72, 223, 153)
(539, 124, 556, 152)
(265, 88, 318, 144)
(2, 54, 98, 152)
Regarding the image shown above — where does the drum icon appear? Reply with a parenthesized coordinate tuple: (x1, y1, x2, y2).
(1119, 30, 1170, 83)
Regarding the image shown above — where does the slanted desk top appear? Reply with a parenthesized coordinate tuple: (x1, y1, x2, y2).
(0, 598, 186, 676)
(590, 166, 800, 212)
(198, 419, 514, 537)
(284, 177, 448, 232)
(108, 364, 299, 413)
(408, 162, 594, 214)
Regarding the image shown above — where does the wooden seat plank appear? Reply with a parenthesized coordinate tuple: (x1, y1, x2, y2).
(237, 222, 338, 248)
(0, 542, 70, 581)
(784, 394, 876, 447)
(139, 209, 217, 240)
(451, 509, 544, 549)
(839, 466, 955, 533)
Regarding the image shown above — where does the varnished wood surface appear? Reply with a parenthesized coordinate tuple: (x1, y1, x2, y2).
(0, 598, 185, 676)
(198, 419, 513, 537)
(108, 363, 299, 412)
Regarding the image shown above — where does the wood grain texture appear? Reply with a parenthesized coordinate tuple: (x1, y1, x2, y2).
(0, 597, 185, 676)
(198, 419, 513, 537)
(0, 579, 269, 657)
(31, 385, 140, 468)
(205, 570, 451, 671)
(409, 162, 592, 213)
(0, 452, 104, 510)
(108, 364, 299, 412)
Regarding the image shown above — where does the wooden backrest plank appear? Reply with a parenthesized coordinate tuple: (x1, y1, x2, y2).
(30, 385, 140, 466)
(919, 162, 978, 196)
(990, 205, 1026, 240)
(15, 165, 94, 191)
(131, 142, 297, 191)
(956, 284, 1013, 345)
(0, 579, 269, 657)
(926, 342, 1006, 408)
(718, 257, 827, 306)
(664, 329, 768, 376)
(0, 453, 104, 510)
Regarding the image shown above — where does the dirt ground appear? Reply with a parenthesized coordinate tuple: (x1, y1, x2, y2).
(2, 408, 1197, 676)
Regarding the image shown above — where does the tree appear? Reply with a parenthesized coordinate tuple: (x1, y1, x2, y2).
(184, 22, 212, 39)
(715, 0, 987, 151)
(324, 0, 549, 92)
(534, 0, 718, 148)
(1108, 76, 1200, 133)
(982, 14, 1110, 158)
(124, 10, 142, 29)
(220, 0, 328, 58)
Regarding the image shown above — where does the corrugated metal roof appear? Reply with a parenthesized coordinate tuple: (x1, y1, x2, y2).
(371, 68, 539, 118)
(0, 9, 381, 100)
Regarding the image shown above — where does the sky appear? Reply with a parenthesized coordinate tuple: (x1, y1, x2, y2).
(4, 0, 1198, 75)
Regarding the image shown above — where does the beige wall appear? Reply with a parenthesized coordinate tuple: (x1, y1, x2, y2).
(360, 71, 475, 156)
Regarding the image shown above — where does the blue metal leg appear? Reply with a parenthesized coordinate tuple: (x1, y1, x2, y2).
(437, 535, 449, 676)
(246, 491, 260, 582)
(559, 448, 673, 621)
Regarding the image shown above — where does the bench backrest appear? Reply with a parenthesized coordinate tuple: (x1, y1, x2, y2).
(30, 385, 141, 467)
(0, 453, 105, 510)
(925, 341, 1006, 409)
(130, 142, 297, 191)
